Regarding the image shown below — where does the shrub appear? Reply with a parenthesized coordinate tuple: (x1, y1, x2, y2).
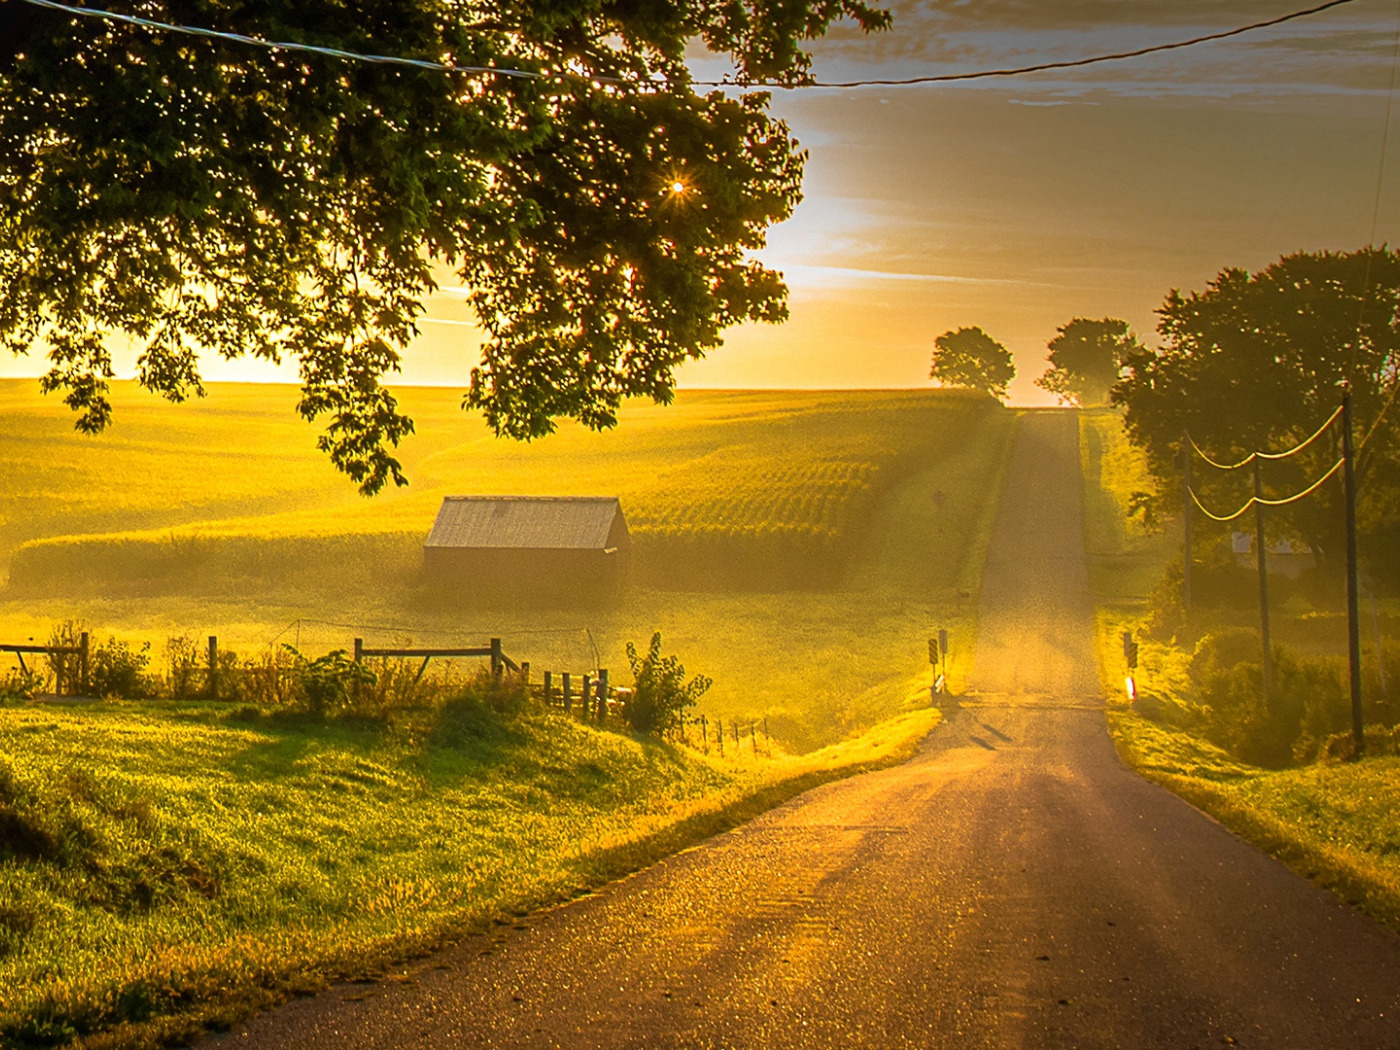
(283, 647, 376, 718)
(623, 632, 711, 735)
(87, 637, 159, 700)
(45, 620, 86, 695)
(0, 669, 46, 703)
(1192, 640, 1345, 768)
(165, 635, 203, 699)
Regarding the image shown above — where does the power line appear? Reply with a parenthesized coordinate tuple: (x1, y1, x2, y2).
(17, 0, 1366, 89)
(1188, 403, 1343, 471)
(19, 0, 547, 77)
(1189, 457, 1345, 522)
(701, 0, 1365, 88)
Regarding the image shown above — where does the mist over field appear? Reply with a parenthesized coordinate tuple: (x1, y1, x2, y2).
(0, 380, 1013, 749)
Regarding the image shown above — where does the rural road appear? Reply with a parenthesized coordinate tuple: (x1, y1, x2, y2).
(216, 411, 1400, 1048)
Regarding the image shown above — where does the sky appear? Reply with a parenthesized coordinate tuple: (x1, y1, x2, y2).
(5, 0, 1400, 405)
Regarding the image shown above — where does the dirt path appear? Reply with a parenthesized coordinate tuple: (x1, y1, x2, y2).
(213, 411, 1400, 1049)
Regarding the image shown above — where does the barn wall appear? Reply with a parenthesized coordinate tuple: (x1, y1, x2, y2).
(422, 546, 626, 600)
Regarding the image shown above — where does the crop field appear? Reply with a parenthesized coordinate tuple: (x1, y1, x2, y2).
(0, 382, 1016, 751)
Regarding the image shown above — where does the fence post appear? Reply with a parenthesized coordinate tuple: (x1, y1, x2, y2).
(490, 638, 503, 680)
(582, 674, 592, 719)
(562, 672, 572, 713)
(208, 635, 218, 700)
(520, 661, 530, 697)
(544, 670, 554, 705)
(353, 637, 363, 663)
(717, 716, 724, 757)
(597, 669, 609, 722)
(79, 632, 90, 696)
(700, 715, 708, 754)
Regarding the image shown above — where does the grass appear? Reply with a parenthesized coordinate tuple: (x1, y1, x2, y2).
(0, 384, 1015, 752)
(0, 695, 939, 1049)
(1080, 405, 1400, 931)
(0, 380, 998, 1046)
(1110, 709, 1400, 932)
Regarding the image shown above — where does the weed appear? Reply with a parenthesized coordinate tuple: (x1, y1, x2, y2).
(624, 633, 711, 735)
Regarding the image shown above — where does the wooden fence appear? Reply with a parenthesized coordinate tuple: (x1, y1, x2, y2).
(0, 633, 89, 695)
(2, 633, 771, 751)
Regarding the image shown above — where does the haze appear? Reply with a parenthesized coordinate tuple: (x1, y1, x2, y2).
(2, 0, 1395, 405)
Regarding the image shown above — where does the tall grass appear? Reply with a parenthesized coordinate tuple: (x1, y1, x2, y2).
(0, 698, 938, 1048)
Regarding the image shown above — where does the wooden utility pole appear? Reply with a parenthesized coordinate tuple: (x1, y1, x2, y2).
(1343, 389, 1365, 755)
(1182, 433, 1193, 612)
(1253, 459, 1273, 709)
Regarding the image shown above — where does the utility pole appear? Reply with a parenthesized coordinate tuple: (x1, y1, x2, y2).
(1181, 432, 1193, 613)
(1342, 389, 1365, 755)
(1253, 458, 1273, 709)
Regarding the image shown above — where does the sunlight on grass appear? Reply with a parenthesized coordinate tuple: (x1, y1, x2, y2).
(0, 700, 936, 1047)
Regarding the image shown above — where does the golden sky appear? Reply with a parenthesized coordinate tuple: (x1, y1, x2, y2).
(4, 0, 1398, 405)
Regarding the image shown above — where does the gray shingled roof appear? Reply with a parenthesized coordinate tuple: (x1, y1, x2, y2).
(424, 496, 623, 551)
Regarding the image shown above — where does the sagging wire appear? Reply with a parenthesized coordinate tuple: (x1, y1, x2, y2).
(1188, 403, 1344, 471)
(1189, 457, 1345, 522)
(16, 0, 1365, 90)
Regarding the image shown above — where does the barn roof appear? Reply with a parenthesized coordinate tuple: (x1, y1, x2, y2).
(424, 496, 625, 551)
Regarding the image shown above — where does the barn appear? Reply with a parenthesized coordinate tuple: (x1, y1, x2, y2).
(423, 496, 631, 598)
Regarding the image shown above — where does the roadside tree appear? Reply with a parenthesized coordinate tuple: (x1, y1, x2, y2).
(0, 0, 889, 493)
(929, 326, 1015, 401)
(1112, 247, 1400, 579)
(1036, 317, 1141, 407)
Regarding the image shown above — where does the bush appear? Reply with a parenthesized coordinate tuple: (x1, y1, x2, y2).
(87, 637, 159, 700)
(1319, 723, 1400, 762)
(623, 632, 711, 735)
(283, 647, 376, 718)
(1191, 636, 1345, 768)
(0, 669, 46, 703)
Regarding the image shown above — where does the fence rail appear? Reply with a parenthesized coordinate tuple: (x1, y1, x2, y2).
(0, 633, 89, 695)
(2, 633, 770, 751)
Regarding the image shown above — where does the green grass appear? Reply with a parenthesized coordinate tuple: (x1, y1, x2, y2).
(0, 382, 1004, 1047)
(0, 696, 939, 1049)
(1081, 406, 1400, 930)
(1109, 709, 1400, 932)
(0, 384, 1015, 752)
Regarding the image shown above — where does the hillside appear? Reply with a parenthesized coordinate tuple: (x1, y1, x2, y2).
(0, 383, 1016, 750)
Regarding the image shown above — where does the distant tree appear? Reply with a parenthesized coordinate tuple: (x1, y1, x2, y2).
(1112, 247, 1400, 577)
(1036, 317, 1142, 407)
(929, 326, 1015, 401)
(0, 0, 890, 494)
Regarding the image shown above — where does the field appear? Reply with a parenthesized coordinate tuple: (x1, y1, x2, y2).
(1079, 406, 1400, 931)
(0, 382, 1016, 752)
(0, 685, 939, 1048)
(0, 381, 1018, 1046)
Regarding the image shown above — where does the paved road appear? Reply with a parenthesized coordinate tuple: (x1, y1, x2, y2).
(217, 412, 1400, 1048)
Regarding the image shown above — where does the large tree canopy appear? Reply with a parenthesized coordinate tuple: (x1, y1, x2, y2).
(1036, 316, 1141, 407)
(1112, 247, 1400, 573)
(0, 0, 889, 492)
(929, 325, 1014, 401)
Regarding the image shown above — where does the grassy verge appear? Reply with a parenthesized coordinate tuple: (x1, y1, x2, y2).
(1080, 407, 1400, 931)
(1109, 709, 1400, 932)
(0, 698, 937, 1050)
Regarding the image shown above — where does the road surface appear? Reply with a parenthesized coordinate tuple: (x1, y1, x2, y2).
(217, 411, 1400, 1048)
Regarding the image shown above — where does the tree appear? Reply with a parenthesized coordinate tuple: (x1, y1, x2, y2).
(1036, 317, 1141, 407)
(0, 0, 889, 493)
(929, 326, 1014, 401)
(623, 632, 711, 735)
(1112, 247, 1400, 577)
